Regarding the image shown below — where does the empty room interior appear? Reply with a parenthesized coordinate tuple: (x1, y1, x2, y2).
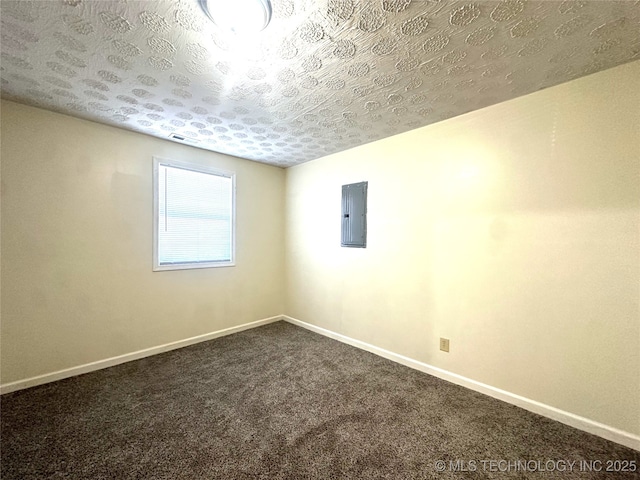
(1, 0, 639, 478)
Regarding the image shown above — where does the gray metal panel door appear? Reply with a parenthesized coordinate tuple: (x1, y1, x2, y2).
(341, 182, 367, 248)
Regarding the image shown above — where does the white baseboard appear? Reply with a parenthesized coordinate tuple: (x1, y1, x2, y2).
(0, 315, 283, 395)
(283, 315, 640, 452)
(3, 314, 638, 451)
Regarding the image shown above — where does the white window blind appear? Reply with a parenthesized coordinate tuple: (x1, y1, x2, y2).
(153, 158, 235, 270)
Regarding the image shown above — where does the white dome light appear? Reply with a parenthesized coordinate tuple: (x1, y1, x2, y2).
(199, 0, 272, 33)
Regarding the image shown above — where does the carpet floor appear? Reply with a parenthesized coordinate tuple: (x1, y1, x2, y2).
(1, 321, 638, 479)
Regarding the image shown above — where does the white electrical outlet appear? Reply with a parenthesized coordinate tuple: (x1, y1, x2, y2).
(440, 338, 450, 352)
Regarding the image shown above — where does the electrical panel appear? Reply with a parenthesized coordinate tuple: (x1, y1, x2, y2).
(341, 182, 367, 248)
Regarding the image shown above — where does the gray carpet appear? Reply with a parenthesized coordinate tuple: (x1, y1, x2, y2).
(1, 321, 638, 479)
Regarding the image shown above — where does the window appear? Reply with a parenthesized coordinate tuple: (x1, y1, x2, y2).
(153, 157, 235, 271)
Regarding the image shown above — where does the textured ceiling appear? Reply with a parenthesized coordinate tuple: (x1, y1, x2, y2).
(1, 0, 639, 168)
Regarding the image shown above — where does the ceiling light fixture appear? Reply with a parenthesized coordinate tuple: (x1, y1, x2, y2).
(198, 0, 272, 33)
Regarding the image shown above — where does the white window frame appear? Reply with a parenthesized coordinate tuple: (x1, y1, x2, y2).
(153, 157, 236, 271)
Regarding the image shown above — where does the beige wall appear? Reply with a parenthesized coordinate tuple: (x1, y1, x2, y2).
(2, 62, 639, 438)
(285, 61, 640, 435)
(1, 100, 285, 384)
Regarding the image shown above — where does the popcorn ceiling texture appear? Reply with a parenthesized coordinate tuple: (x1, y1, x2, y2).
(1, 0, 639, 167)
